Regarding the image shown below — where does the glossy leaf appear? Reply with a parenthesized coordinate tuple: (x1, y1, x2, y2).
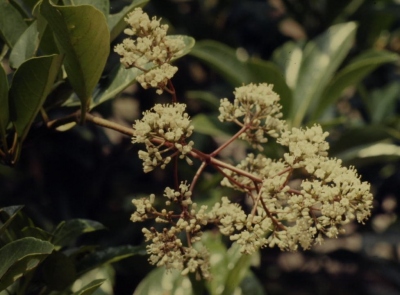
(290, 22, 357, 127)
(312, 50, 399, 120)
(0, 63, 8, 150)
(52, 219, 106, 247)
(107, 0, 149, 42)
(133, 267, 193, 295)
(41, 0, 110, 120)
(0, 0, 28, 48)
(83, 35, 195, 108)
(71, 279, 106, 295)
(9, 54, 63, 144)
(0, 237, 54, 291)
(77, 245, 145, 275)
(9, 21, 40, 69)
(62, 0, 109, 17)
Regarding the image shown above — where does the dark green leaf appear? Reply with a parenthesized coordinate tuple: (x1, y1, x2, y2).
(313, 50, 398, 120)
(192, 114, 231, 137)
(290, 22, 357, 127)
(369, 81, 400, 123)
(77, 245, 145, 275)
(186, 90, 220, 111)
(42, 251, 76, 290)
(0, 0, 28, 48)
(83, 35, 194, 108)
(0, 63, 9, 150)
(71, 279, 106, 295)
(62, 0, 109, 17)
(9, 21, 40, 69)
(21, 226, 53, 241)
(190, 40, 251, 86)
(52, 219, 106, 247)
(9, 54, 63, 144)
(0, 237, 54, 291)
(107, 0, 149, 42)
(0, 206, 24, 238)
(41, 0, 110, 120)
(239, 271, 265, 295)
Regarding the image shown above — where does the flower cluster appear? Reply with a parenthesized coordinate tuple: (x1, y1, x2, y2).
(219, 83, 287, 150)
(220, 126, 373, 251)
(114, 8, 185, 94)
(132, 103, 194, 172)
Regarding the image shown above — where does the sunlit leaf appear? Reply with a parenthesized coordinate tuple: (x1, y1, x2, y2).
(290, 22, 357, 127)
(71, 279, 105, 295)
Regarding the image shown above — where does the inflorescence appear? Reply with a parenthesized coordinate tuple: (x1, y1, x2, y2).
(116, 8, 373, 279)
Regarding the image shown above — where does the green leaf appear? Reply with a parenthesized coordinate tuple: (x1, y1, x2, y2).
(0, 237, 54, 291)
(62, 0, 109, 17)
(239, 272, 265, 295)
(189, 40, 292, 116)
(42, 251, 76, 290)
(40, 0, 110, 120)
(0, 206, 24, 238)
(71, 279, 106, 295)
(133, 267, 193, 295)
(9, 21, 40, 69)
(0, 63, 9, 150)
(290, 22, 357, 127)
(9, 54, 63, 143)
(186, 90, 220, 111)
(192, 114, 231, 137)
(0, 0, 28, 48)
(21, 226, 53, 241)
(107, 0, 149, 42)
(313, 50, 399, 120)
(77, 245, 145, 275)
(84, 35, 195, 108)
(190, 40, 251, 86)
(52, 219, 106, 248)
(369, 81, 400, 123)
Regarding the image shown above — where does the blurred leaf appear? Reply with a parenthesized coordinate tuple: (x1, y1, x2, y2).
(77, 245, 145, 275)
(272, 41, 303, 90)
(133, 267, 193, 295)
(186, 90, 220, 111)
(9, 54, 63, 145)
(42, 251, 76, 291)
(83, 35, 195, 108)
(239, 271, 265, 295)
(190, 40, 251, 86)
(41, 0, 110, 120)
(0, 206, 24, 238)
(313, 50, 398, 120)
(71, 279, 106, 295)
(0, 63, 8, 150)
(330, 125, 400, 155)
(190, 40, 292, 116)
(291, 22, 357, 127)
(0, 0, 28, 47)
(107, 0, 149, 42)
(202, 231, 257, 295)
(52, 219, 106, 248)
(62, 0, 109, 17)
(9, 21, 40, 69)
(369, 81, 400, 123)
(0, 237, 54, 291)
(192, 114, 231, 137)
